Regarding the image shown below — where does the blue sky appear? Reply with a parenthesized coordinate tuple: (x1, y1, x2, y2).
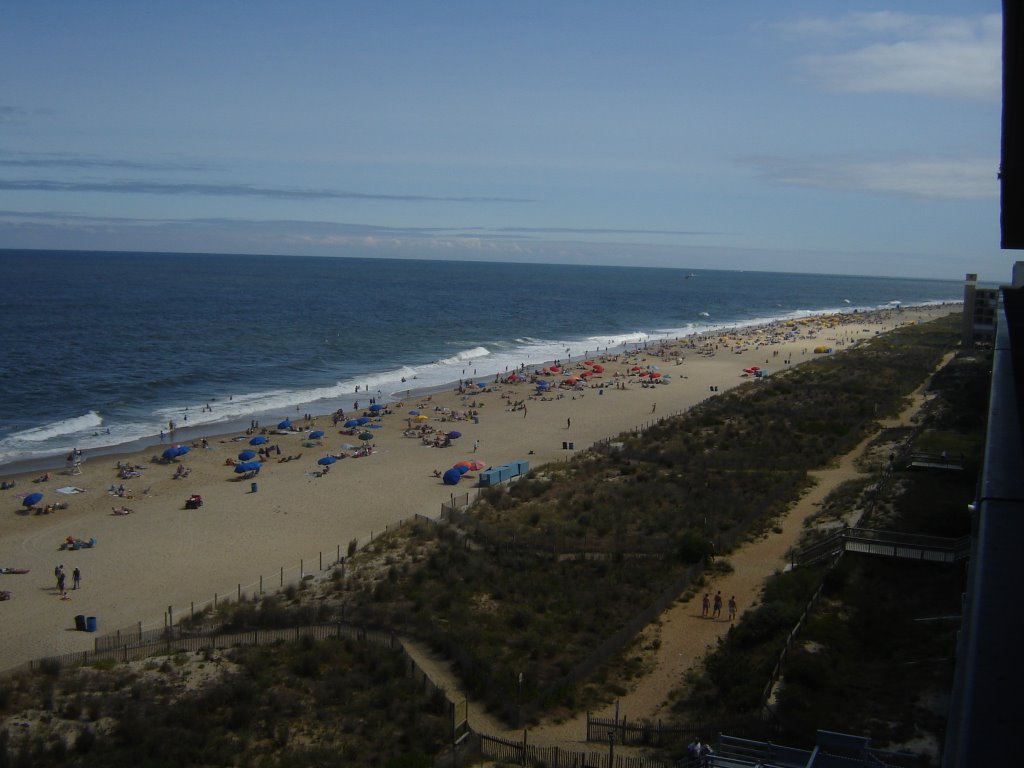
(0, 1, 1006, 280)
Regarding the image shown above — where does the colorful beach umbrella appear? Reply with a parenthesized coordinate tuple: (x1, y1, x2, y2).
(468, 460, 487, 471)
(317, 456, 337, 466)
(23, 492, 43, 508)
(249, 435, 268, 445)
(238, 449, 257, 460)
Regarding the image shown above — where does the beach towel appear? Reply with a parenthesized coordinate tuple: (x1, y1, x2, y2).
(56, 487, 86, 495)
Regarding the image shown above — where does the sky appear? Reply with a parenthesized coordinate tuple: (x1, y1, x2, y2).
(0, 1, 1008, 280)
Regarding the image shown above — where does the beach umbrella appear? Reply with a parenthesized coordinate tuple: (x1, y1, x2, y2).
(249, 435, 268, 445)
(23, 492, 44, 508)
(317, 456, 337, 466)
(356, 416, 371, 425)
(453, 460, 472, 470)
(238, 449, 257, 460)
(468, 460, 487, 471)
(369, 404, 384, 412)
(358, 432, 373, 442)
(408, 409, 420, 416)
(344, 419, 360, 428)
(162, 447, 182, 460)
(442, 468, 462, 485)
(476, 382, 486, 388)
(415, 415, 429, 421)
(175, 445, 191, 456)
(309, 430, 324, 439)
(452, 464, 469, 475)
(278, 419, 292, 429)
(447, 431, 462, 439)
(592, 364, 604, 373)
(234, 461, 261, 474)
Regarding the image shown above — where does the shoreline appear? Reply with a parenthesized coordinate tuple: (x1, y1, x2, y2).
(0, 305, 958, 672)
(0, 302, 960, 479)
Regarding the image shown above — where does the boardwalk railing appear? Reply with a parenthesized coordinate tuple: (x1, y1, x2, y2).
(479, 731, 676, 768)
(792, 527, 970, 568)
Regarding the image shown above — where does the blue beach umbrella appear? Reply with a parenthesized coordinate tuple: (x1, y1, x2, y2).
(317, 456, 337, 466)
(344, 419, 360, 428)
(309, 430, 324, 439)
(452, 464, 469, 475)
(249, 435, 268, 445)
(278, 419, 292, 429)
(408, 409, 420, 416)
(234, 461, 261, 474)
(162, 446, 188, 460)
(238, 450, 257, 460)
(175, 445, 191, 456)
(23, 492, 44, 508)
(442, 468, 462, 485)
(356, 416, 371, 425)
(368, 423, 383, 429)
(369, 404, 384, 412)
(447, 431, 462, 440)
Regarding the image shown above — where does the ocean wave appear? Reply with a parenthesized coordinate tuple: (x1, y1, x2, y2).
(437, 346, 491, 366)
(9, 411, 103, 442)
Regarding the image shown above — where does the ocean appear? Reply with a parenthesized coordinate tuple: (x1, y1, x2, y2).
(0, 249, 961, 471)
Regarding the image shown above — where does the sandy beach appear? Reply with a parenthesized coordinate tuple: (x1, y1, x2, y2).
(0, 305, 957, 672)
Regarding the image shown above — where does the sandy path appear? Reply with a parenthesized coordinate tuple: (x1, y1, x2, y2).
(400, 341, 953, 751)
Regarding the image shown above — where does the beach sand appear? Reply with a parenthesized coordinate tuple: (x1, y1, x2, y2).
(0, 305, 957, 672)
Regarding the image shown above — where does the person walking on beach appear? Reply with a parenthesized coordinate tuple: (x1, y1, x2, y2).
(728, 595, 737, 622)
(57, 568, 65, 594)
(473, 439, 479, 453)
(713, 591, 722, 619)
(701, 593, 710, 617)
(72, 567, 81, 590)
(566, 417, 571, 429)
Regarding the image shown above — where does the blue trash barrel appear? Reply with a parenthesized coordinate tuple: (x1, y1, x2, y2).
(85, 616, 97, 632)
(251, 481, 258, 493)
(74, 614, 86, 631)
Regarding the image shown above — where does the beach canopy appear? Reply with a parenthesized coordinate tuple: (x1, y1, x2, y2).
(309, 430, 324, 439)
(162, 445, 189, 460)
(238, 449, 257, 460)
(249, 435, 268, 445)
(442, 468, 462, 485)
(234, 461, 261, 474)
(317, 456, 337, 466)
(23, 492, 43, 508)
(278, 419, 292, 429)
(369, 404, 384, 412)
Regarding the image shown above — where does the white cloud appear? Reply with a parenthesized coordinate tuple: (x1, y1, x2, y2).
(747, 155, 997, 200)
(784, 12, 1001, 101)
